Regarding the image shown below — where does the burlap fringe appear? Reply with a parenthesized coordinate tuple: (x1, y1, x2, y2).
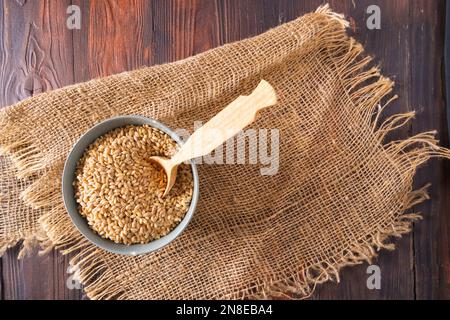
(0, 138, 46, 179)
(247, 186, 429, 300)
(0, 229, 53, 259)
(36, 204, 125, 299)
(20, 165, 64, 209)
(0, 4, 449, 299)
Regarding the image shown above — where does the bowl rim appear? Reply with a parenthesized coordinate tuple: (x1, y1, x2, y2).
(62, 115, 199, 256)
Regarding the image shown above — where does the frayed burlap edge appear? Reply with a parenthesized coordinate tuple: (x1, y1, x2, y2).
(0, 228, 53, 259)
(1, 4, 449, 299)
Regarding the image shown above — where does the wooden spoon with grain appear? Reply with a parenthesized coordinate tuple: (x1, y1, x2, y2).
(150, 79, 277, 197)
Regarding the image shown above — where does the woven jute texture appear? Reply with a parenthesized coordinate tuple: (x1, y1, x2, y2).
(0, 5, 449, 299)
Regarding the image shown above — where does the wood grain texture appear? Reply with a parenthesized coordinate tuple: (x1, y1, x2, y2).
(0, 0, 83, 300)
(408, 0, 449, 300)
(0, 0, 448, 299)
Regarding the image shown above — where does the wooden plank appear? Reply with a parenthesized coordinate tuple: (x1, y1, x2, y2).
(2, 247, 83, 299)
(72, 0, 151, 81)
(0, 0, 83, 299)
(409, 0, 449, 300)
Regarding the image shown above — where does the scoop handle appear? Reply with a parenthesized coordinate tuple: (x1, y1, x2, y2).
(171, 80, 277, 165)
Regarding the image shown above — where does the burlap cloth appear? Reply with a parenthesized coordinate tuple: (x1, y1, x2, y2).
(0, 5, 449, 299)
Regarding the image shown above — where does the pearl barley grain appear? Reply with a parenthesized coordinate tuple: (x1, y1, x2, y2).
(74, 125, 194, 245)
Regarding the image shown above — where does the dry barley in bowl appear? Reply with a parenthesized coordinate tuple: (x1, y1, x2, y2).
(74, 125, 194, 245)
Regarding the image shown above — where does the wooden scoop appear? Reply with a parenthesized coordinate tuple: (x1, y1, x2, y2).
(150, 79, 277, 197)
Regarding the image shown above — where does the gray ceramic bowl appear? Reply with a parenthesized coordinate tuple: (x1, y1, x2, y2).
(62, 115, 199, 255)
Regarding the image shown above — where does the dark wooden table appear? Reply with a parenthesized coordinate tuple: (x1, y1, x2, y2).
(0, 0, 449, 300)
